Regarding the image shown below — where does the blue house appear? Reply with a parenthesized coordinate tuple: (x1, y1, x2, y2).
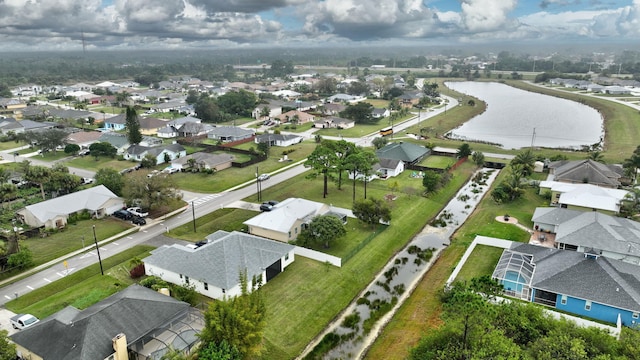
(103, 113, 126, 131)
(492, 243, 640, 327)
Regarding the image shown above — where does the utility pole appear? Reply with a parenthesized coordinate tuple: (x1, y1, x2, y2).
(191, 201, 196, 233)
(256, 166, 261, 202)
(93, 225, 104, 275)
(530, 128, 536, 149)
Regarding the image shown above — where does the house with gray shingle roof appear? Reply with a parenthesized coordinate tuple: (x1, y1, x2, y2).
(532, 207, 640, 265)
(492, 241, 640, 326)
(376, 141, 430, 166)
(17, 185, 124, 229)
(10, 284, 202, 360)
(207, 126, 254, 142)
(124, 143, 186, 164)
(98, 133, 130, 154)
(144, 231, 295, 299)
(548, 159, 624, 188)
(0, 117, 24, 134)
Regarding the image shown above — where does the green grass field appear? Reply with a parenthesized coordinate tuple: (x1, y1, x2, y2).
(419, 155, 456, 169)
(5, 246, 154, 319)
(171, 142, 317, 193)
(66, 156, 135, 172)
(14, 218, 133, 273)
(453, 245, 505, 283)
(241, 162, 478, 359)
(0, 140, 27, 151)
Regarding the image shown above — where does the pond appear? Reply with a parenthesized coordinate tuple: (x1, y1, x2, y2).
(445, 82, 603, 150)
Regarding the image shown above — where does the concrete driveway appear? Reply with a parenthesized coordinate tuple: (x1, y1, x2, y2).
(0, 308, 19, 336)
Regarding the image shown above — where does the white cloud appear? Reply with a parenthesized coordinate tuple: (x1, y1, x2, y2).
(0, 0, 637, 50)
(460, 0, 517, 32)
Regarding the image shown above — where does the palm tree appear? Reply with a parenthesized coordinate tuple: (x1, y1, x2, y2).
(587, 151, 605, 163)
(511, 149, 536, 177)
(0, 183, 18, 209)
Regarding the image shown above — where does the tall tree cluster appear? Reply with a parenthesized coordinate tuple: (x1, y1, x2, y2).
(305, 140, 377, 200)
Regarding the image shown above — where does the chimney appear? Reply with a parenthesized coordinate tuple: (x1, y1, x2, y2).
(112, 333, 129, 360)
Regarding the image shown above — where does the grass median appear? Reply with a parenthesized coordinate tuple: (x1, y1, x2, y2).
(5, 245, 154, 319)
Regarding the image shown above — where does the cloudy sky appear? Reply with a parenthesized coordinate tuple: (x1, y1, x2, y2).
(0, 0, 638, 51)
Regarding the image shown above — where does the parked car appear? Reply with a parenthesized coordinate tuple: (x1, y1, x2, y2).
(81, 177, 94, 185)
(78, 149, 90, 156)
(126, 207, 149, 218)
(163, 166, 179, 174)
(11, 314, 39, 330)
(113, 209, 133, 220)
(131, 216, 146, 226)
(259, 203, 274, 212)
(267, 200, 279, 206)
(257, 173, 270, 181)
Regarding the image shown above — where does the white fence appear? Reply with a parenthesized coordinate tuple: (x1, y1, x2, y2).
(294, 246, 342, 267)
(446, 235, 512, 286)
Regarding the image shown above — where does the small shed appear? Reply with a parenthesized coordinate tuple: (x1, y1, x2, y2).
(534, 161, 544, 173)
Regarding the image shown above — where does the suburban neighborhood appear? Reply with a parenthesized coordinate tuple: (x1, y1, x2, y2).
(1, 50, 640, 360)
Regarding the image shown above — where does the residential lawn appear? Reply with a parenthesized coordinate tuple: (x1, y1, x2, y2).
(0, 140, 27, 151)
(419, 155, 456, 169)
(278, 122, 314, 133)
(65, 156, 135, 172)
(150, 112, 183, 120)
(171, 142, 317, 193)
(453, 244, 504, 283)
(15, 148, 37, 155)
(180, 145, 205, 154)
(4, 245, 154, 319)
(364, 99, 391, 108)
(218, 117, 256, 126)
(247, 162, 478, 359)
(244, 163, 434, 210)
(452, 170, 545, 247)
(35, 150, 71, 162)
(22, 218, 133, 268)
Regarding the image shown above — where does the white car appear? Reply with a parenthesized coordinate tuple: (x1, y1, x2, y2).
(126, 207, 149, 218)
(163, 167, 179, 174)
(257, 173, 270, 181)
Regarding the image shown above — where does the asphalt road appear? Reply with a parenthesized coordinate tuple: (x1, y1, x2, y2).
(0, 164, 309, 306)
